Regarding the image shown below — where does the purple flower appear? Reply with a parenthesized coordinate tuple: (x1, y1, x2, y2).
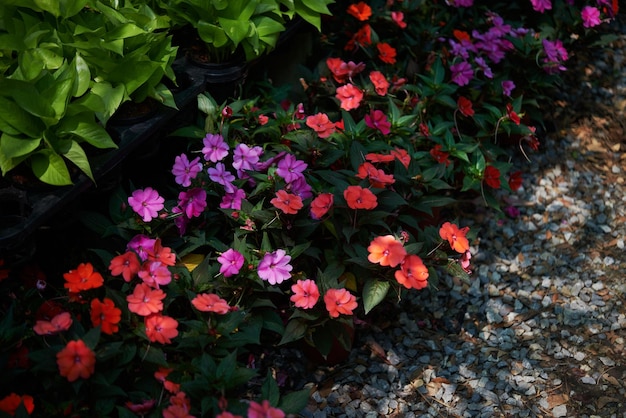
(257, 249, 292, 285)
(208, 162, 236, 192)
(446, 0, 473, 7)
(530, 0, 552, 13)
(581, 6, 601, 28)
(171, 206, 189, 236)
(128, 187, 164, 222)
(501, 80, 516, 96)
(276, 154, 307, 183)
(217, 248, 245, 277)
(542, 39, 568, 73)
(177, 188, 207, 218)
(127, 234, 156, 261)
(220, 188, 246, 210)
(450, 61, 473, 86)
(287, 176, 313, 200)
(474, 57, 493, 79)
(172, 153, 202, 187)
(233, 143, 263, 178)
(202, 133, 229, 162)
(504, 205, 520, 218)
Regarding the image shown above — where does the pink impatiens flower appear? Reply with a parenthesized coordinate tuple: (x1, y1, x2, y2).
(191, 293, 230, 314)
(202, 133, 229, 162)
(217, 248, 244, 277)
(257, 249, 292, 285)
(172, 153, 202, 187)
(247, 400, 285, 418)
(581, 6, 601, 28)
(335, 83, 363, 111)
(128, 187, 164, 222)
(306, 113, 336, 138)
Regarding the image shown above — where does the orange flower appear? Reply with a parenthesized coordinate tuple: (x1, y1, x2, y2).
(290, 279, 320, 309)
(369, 70, 389, 96)
(457, 96, 474, 117)
(439, 222, 470, 253)
(145, 314, 179, 344)
(377, 43, 397, 64)
(127, 283, 166, 316)
(56, 339, 96, 382)
(365, 152, 395, 164)
(33, 311, 72, 336)
(394, 255, 429, 290)
(310, 193, 334, 220)
(191, 293, 230, 314)
(367, 235, 407, 268)
(271, 189, 303, 214)
(453, 29, 471, 41)
(344, 185, 377, 210)
(306, 113, 336, 138)
(347, 1, 372, 21)
(109, 251, 141, 282)
(155, 367, 181, 394)
(356, 162, 395, 188)
(324, 288, 358, 318)
(0, 393, 35, 416)
(163, 392, 193, 418)
(63, 262, 103, 293)
(90, 297, 122, 335)
(148, 239, 176, 266)
(335, 83, 363, 111)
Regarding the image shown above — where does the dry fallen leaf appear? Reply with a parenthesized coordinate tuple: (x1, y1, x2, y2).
(547, 393, 569, 408)
(597, 396, 620, 409)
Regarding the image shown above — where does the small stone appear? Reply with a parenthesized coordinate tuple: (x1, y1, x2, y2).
(552, 404, 568, 418)
(581, 376, 596, 384)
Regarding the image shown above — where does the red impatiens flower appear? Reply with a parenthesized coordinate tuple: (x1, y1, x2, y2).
(125, 399, 156, 415)
(148, 238, 176, 266)
(310, 193, 334, 220)
(391, 148, 411, 169)
(508, 170, 523, 191)
(56, 339, 96, 382)
(430, 144, 451, 166)
(453, 29, 471, 41)
(271, 189, 303, 214)
(335, 84, 363, 111)
(145, 314, 179, 344)
(63, 262, 104, 293)
(365, 152, 395, 164)
(377, 42, 397, 64)
(395, 254, 429, 290)
(326, 57, 365, 83)
(154, 367, 181, 394)
(306, 113, 336, 138)
(33, 311, 72, 336)
(439, 222, 470, 254)
(356, 162, 395, 188)
(191, 293, 230, 314)
(324, 288, 358, 318)
(367, 235, 407, 268)
(127, 283, 166, 316)
(343, 185, 377, 210)
(483, 165, 501, 189)
(347, 1, 372, 21)
(369, 70, 389, 96)
(345, 24, 371, 51)
(109, 251, 141, 282)
(506, 103, 521, 125)
(391, 11, 407, 29)
(90, 297, 122, 335)
(0, 393, 35, 416)
(457, 96, 475, 117)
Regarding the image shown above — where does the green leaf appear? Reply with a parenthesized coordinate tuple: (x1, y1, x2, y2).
(0, 133, 41, 159)
(278, 318, 307, 345)
(413, 195, 456, 216)
(278, 387, 313, 414)
(0, 97, 45, 137)
(62, 140, 94, 182)
(30, 149, 73, 185)
(261, 371, 281, 406)
(362, 278, 390, 314)
(72, 53, 91, 97)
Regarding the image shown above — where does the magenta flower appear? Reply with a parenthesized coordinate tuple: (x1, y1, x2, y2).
(501, 80, 515, 96)
(202, 133, 229, 163)
(248, 400, 285, 418)
(233, 143, 263, 178)
(530, 0, 552, 13)
(581, 6, 601, 28)
(450, 61, 473, 86)
(208, 162, 236, 192)
(276, 154, 307, 183)
(128, 187, 165, 222)
(287, 176, 313, 199)
(177, 188, 207, 218)
(217, 248, 245, 277)
(542, 39, 568, 73)
(172, 153, 202, 187)
(257, 249, 292, 285)
(127, 234, 156, 261)
(364, 109, 391, 135)
(449, 0, 473, 7)
(474, 57, 493, 79)
(220, 188, 246, 210)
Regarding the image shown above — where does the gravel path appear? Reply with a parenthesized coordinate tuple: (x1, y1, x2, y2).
(293, 15, 626, 418)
